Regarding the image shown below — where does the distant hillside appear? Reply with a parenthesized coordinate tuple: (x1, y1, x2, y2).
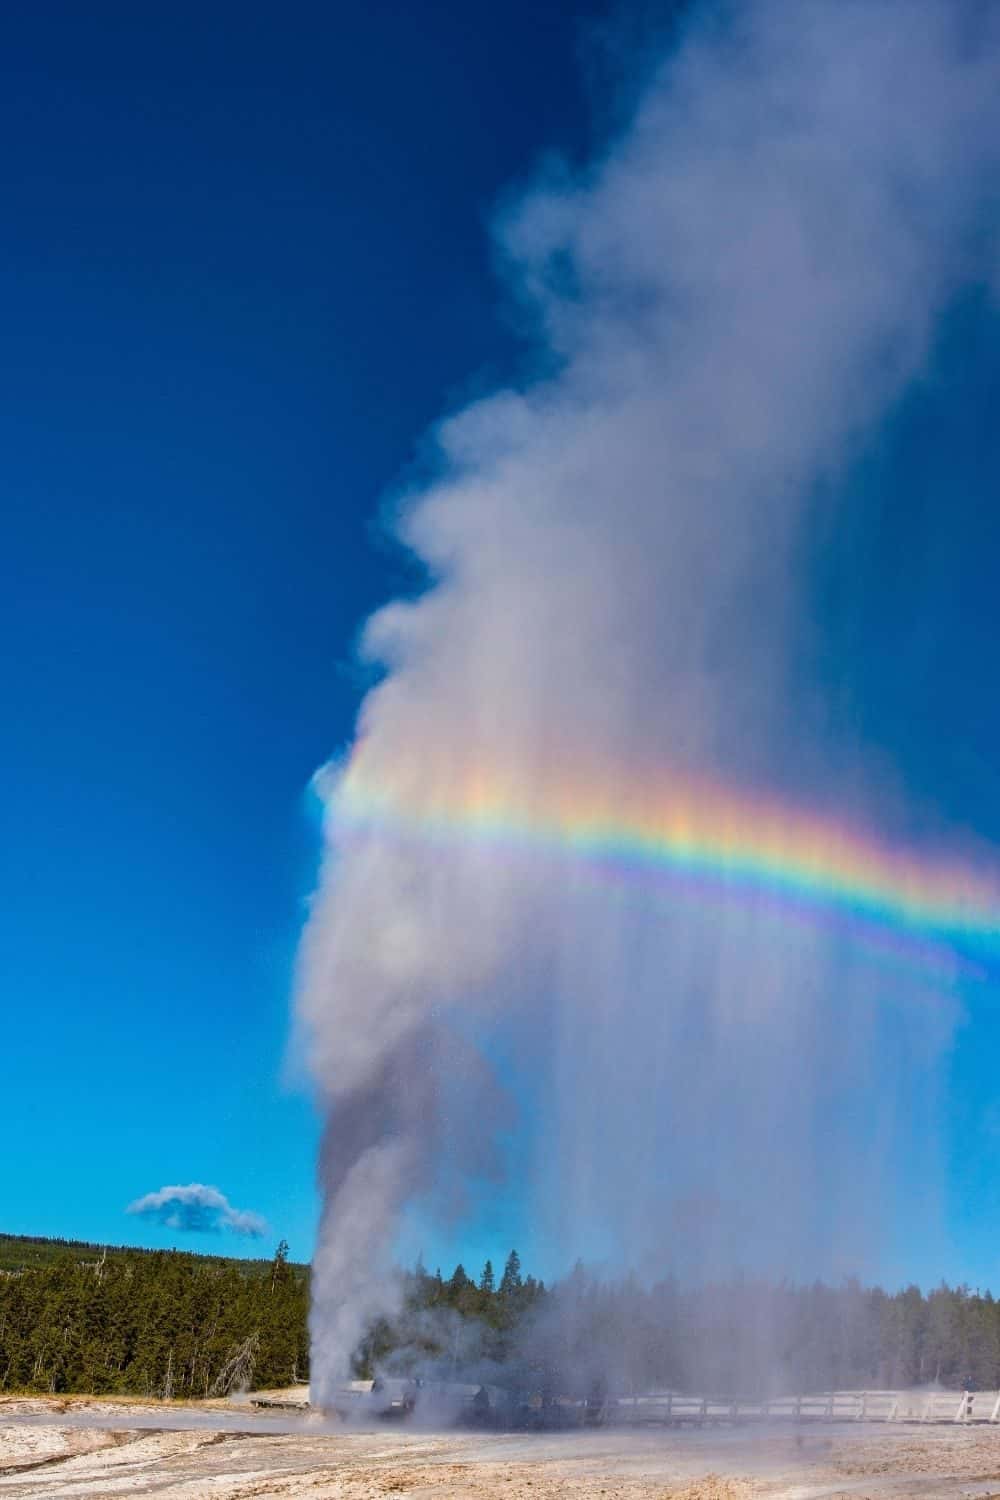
(0, 1231, 307, 1276)
(0, 1233, 309, 1395)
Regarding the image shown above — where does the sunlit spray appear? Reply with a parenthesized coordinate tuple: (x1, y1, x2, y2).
(296, 0, 1000, 1404)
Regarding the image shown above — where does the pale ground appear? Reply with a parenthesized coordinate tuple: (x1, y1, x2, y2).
(4, 1394, 1000, 1500)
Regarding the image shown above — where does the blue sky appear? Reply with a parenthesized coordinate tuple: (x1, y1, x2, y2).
(1, 0, 612, 1270)
(4, 0, 1000, 1288)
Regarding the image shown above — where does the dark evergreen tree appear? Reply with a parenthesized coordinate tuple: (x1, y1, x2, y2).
(500, 1249, 523, 1298)
(448, 1263, 470, 1299)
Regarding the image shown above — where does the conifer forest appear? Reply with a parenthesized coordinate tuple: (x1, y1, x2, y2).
(4, 1235, 1000, 1399)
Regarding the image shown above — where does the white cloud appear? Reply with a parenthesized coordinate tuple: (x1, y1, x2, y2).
(127, 1183, 267, 1238)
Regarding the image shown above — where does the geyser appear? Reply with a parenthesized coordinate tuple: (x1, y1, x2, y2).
(296, 0, 1000, 1404)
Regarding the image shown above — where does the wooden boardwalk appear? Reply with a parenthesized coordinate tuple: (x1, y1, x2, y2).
(251, 1385, 1000, 1429)
(602, 1389, 1000, 1427)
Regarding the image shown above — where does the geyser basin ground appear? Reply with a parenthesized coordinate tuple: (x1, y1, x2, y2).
(6, 1395, 1000, 1498)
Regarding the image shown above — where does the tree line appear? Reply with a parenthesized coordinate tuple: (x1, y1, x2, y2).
(4, 1233, 1000, 1397)
(0, 1239, 307, 1397)
(524, 1270, 1000, 1397)
(355, 1249, 546, 1377)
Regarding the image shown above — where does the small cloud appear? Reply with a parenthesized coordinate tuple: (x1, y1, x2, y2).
(127, 1183, 268, 1238)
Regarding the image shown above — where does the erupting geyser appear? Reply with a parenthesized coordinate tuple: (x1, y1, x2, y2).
(296, 0, 1000, 1405)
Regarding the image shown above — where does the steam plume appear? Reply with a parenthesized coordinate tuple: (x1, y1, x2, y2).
(297, 0, 1000, 1400)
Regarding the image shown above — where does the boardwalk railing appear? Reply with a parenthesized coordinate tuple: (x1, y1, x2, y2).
(601, 1388, 1000, 1427)
(254, 1384, 1000, 1429)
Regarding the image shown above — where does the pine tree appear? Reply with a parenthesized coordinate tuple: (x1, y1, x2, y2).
(270, 1240, 290, 1294)
(479, 1259, 495, 1294)
(447, 1263, 470, 1301)
(500, 1249, 523, 1299)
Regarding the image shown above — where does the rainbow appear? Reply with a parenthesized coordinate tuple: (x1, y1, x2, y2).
(325, 758, 1000, 979)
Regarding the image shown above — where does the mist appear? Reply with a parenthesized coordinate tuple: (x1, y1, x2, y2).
(296, 0, 1000, 1404)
